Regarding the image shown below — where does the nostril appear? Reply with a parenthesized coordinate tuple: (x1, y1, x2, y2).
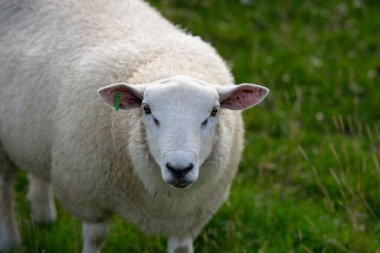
(166, 162, 175, 172)
(183, 163, 193, 173)
(166, 162, 179, 176)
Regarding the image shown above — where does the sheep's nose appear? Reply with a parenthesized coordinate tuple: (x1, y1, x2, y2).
(161, 150, 199, 188)
(166, 162, 193, 179)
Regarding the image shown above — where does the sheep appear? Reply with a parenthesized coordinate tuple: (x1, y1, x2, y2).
(0, 0, 269, 252)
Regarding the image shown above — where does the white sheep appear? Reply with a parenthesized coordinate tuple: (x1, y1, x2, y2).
(0, 0, 269, 252)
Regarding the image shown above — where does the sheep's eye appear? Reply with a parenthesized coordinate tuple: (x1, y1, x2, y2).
(143, 105, 151, 115)
(210, 108, 218, 117)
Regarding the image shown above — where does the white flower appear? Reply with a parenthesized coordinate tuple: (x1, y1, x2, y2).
(316, 112, 325, 121)
(310, 57, 323, 68)
(367, 70, 376, 79)
(281, 73, 291, 83)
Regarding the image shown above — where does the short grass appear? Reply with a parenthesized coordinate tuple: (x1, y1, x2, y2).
(10, 0, 380, 252)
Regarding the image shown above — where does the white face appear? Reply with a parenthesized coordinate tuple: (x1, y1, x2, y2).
(142, 79, 220, 188)
(98, 75, 269, 189)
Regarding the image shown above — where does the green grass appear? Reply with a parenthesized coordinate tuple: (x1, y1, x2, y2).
(10, 0, 380, 252)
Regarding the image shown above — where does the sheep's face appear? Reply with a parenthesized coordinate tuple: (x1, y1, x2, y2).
(141, 80, 219, 188)
(98, 75, 269, 189)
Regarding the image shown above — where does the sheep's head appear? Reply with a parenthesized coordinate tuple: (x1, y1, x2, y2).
(98, 75, 269, 189)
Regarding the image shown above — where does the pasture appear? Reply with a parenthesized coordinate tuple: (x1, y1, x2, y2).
(9, 0, 380, 252)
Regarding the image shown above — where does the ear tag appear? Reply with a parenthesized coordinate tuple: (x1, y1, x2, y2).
(114, 92, 121, 111)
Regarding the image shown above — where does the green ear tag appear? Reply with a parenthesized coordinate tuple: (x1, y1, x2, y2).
(114, 92, 121, 111)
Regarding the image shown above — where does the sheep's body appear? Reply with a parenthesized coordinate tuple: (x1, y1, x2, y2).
(0, 0, 246, 249)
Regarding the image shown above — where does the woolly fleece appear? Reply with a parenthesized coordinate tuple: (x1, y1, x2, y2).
(0, 0, 245, 238)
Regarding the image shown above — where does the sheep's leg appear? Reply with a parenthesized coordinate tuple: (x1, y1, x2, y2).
(82, 221, 109, 253)
(167, 236, 193, 253)
(27, 174, 57, 223)
(0, 171, 20, 251)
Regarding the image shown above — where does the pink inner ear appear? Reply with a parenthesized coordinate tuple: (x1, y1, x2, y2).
(100, 86, 142, 109)
(222, 87, 267, 110)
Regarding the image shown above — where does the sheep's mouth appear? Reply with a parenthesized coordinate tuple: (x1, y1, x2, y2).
(166, 178, 193, 189)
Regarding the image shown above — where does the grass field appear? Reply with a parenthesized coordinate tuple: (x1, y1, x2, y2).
(10, 0, 380, 252)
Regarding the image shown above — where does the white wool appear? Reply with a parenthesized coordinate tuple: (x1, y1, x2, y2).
(0, 0, 268, 251)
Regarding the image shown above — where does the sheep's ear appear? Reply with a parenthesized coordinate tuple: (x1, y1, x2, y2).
(217, 84, 269, 110)
(98, 83, 147, 109)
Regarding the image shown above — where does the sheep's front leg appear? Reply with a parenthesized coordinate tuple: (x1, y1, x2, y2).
(82, 222, 109, 253)
(27, 174, 57, 223)
(0, 172, 20, 251)
(168, 236, 193, 253)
